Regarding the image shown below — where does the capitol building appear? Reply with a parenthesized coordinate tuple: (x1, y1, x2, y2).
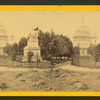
(73, 16, 93, 56)
(0, 24, 9, 56)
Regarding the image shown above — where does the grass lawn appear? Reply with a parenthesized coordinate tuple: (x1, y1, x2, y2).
(1, 68, 100, 91)
(0, 57, 55, 68)
(15, 61, 55, 68)
(73, 56, 100, 68)
(1, 56, 100, 69)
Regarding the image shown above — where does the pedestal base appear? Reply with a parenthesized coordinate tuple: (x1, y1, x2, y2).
(23, 55, 42, 62)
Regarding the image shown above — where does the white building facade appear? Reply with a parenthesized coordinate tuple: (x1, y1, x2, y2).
(0, 25, 9, 56)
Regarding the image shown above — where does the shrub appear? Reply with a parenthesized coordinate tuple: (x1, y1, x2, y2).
(27, 51, 34, 62)
(46, 54, 51, 61)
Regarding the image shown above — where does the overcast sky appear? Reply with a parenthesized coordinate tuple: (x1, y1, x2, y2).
(0, 10, 100, 43)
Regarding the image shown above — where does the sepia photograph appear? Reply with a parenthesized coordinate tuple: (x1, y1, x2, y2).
(0, 10, 100, 92)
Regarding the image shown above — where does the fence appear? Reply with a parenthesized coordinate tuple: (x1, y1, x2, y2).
(0, 55, 55, 70)
(71, 54, 100, 68)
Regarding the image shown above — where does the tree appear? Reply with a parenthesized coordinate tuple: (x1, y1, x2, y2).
(17, 37, 28, 56)
(38, 30, 51, 60)
(4, 43, 17, 59)
(16, 55, 23, 62)
(87, 44, 95, 56)
(3, 44, 12, 56)
(87, 44, 100, 61)
(51, 34, 73, 58)
(27, 51, 34, 62)
(4, 37, 28, 59)
(38, 29, 74, 61)
(4, 43, 18, 67)
(4, 36, 28, 66)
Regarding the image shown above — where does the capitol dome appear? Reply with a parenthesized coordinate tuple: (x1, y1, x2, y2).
(73, 13, 94, 56)
(74, 25, 92, 38)
(73, 25, 92, 56)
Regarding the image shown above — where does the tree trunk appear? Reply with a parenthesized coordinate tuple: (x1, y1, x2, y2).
(12, 59, 14, 67)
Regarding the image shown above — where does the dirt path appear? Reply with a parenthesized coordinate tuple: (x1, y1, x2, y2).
(0, 62, 100, 72)
(58, 64, 100, 72)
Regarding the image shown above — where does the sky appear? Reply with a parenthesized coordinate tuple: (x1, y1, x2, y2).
(0, 10, 100, 43)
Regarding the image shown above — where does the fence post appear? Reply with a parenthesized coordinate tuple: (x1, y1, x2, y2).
(71, 54, 73, 65)
(95, 54, 96, 68)
(51, 57, 53, 71)
(36, 53, 38, 68)
(11, 59, 14, 67)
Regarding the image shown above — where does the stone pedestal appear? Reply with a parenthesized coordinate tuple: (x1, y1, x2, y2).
(23, 29, 42, 62)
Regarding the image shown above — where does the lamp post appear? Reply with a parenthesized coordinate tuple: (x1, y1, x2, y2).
(93, 34, 97, 67)
(50, 29, 54, 71)
(10, 33, 14, 67)
(10, 33, 14, 45)
(50, 38, 53, 71)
